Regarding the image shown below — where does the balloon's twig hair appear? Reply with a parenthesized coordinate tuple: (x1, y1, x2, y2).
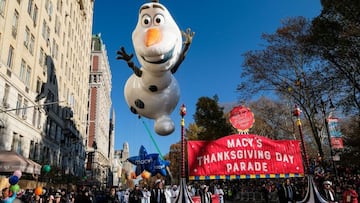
(151, 0, 159, 2)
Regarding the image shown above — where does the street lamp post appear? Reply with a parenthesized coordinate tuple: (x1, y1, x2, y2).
(320, 99, 338, 180)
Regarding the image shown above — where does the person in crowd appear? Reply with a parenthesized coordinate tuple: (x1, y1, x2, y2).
(59, 189, 69, 203)
(170, 185, 178, 203)
(314, 161, 326, 183)
(150, 180, 166, 203)
(198, 184, 205, 201)
(32, 193, 44, 203)
(1, 187, 17, 203)
(69, 190, 75, 203)
(261, 183, 269, 203)
(124, 189, 130, 203)
(164, 185, 172, 203)
(106, 187, 120, 203)
(129, 185, 143, 203)
(200, 185, 212, 203)
(117, 188, 125, 203)
(142, 187, 151, 203)
(268, 182, 279, 203)
(46, 195, 55, 203)
(278, 178, 297, 203)
(214, 185, 224, 203)
(74, 189, 91, 203)
(343, 183, 359, 203)
(319, 180, 338, 203)
(54, 193, 62, 203)
(189, 185, 196, 197)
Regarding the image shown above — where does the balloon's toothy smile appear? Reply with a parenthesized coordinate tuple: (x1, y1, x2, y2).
(142, 46, 174, 64)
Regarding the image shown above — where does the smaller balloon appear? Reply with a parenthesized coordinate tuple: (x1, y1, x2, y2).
(130, 171, 137, 179)
(141, 171, 151, 179)
(34, 187, 42, 196)
(43, 165, 51, 173)
(9, 184, 20, 193)
(13, 170, 22, 179)
(8, 175, 19, 185)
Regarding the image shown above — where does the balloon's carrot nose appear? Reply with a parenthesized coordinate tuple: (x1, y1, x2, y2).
(145, 28, 162, 47)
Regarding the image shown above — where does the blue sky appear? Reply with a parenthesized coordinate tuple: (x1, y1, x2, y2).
(92, 0, 322, 157)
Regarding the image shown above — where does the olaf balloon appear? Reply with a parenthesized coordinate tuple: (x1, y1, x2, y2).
(117, 0, 194, 135)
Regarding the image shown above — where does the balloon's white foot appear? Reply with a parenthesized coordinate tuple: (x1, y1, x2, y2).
(155, 116, 175, 136)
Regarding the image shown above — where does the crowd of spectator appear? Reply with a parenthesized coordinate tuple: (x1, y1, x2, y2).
(1, 157, 360, 203)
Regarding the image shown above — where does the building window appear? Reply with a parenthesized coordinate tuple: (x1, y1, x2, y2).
(37, 109, 41, 129)
(24, 27, 30, 47)
(41, 20, 51, 41)
(20, 60, 31, 86)
(29, 140, 34, 159)
(39, 48, 45, 67)
(27, 0, 33, 15)
(2, 83, 10, 107)
(12, 10, 19, 38)
(7, 45, 14, 69)
(11, 133, 22, 155)
(20, 59, 26, 81)
(32, 5, 38, 26)
(16, 94, 23, 115)
(25, 66, 31, 86)
(32, 107, 37, 126)
(22, 99, 28, 119)
(29, 34, 35, 54)
(47, 1, 53, 18)
(0, 0, 5, 16)
(36, 77, 42, 93)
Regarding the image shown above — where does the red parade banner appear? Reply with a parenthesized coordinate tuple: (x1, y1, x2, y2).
(187, 134, 304, 178)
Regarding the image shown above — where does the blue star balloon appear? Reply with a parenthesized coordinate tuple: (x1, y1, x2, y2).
(151, 154, 170, 176)
(127, 145, 158, 176)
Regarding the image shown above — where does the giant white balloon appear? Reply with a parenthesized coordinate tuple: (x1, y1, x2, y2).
(117, 1, 194, 135)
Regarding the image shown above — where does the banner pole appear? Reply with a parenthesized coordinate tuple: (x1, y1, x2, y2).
(180, 104, 186, 178)
(293, 105, 310, 174)
(174, 104, 194, 203)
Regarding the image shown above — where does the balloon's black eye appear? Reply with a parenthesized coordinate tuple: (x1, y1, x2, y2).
(153, 14, 164, 26)
(141, 14, 151, 27)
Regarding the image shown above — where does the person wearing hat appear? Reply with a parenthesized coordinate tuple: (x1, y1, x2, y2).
(142, 187, 151, 203)
(320, 180, 338, 203)
(150, 179, 166, 203)
(200, 185, 212, 203)
(54, 193, 62, 203)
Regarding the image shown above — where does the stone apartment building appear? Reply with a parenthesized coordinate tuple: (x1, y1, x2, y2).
(87, 33, 114, 187)
(0, 0, 115, 187)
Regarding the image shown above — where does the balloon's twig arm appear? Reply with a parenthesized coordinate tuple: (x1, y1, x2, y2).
(171, 28, 195, 74)
(117, 47, 142, 77)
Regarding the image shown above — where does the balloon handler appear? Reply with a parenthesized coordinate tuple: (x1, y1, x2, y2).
(117, 0, 194, 136)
